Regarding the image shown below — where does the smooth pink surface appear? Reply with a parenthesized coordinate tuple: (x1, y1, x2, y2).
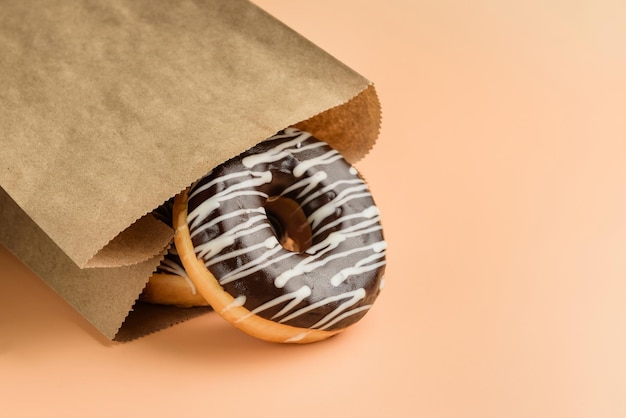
(3, 1, 626, 417)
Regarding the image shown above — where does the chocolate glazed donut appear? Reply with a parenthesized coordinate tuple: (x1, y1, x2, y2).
(174, 128, 386, 343)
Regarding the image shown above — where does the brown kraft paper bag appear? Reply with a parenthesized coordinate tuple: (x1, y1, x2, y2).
(0, 0, 381, 340)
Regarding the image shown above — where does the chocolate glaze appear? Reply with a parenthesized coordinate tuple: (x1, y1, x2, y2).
(150, 198, 187, 277)
(186, 128, 386, 331)
(152, 197, 175, 228)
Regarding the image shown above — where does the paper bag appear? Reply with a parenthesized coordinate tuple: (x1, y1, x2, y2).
(0, 0, 381, 340)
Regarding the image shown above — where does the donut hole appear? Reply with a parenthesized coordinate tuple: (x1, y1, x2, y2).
(264, 196, 312, 253)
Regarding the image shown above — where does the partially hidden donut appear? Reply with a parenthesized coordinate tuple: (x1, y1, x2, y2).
(140, 247, 210, 308)
(173, 128, 386, 343)
(140, 200, 210, 308)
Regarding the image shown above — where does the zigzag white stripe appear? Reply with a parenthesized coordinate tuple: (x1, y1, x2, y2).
(299, 178, 364, 207)
(330, 256, 387, 287)
(274, 218, 385, 288)
(218, 248, 294, 285)
(308, 187, 372, 230)
(278, 288, 366, 327)
(195, 221, 271, 260)
(188, 171, 271, 229)
(312, 205, 380, 239)
(235, 286, 312, 323)
(241, 131, 313, 168)
(317, 305, 372, 331)
(190, 208, 265, 240)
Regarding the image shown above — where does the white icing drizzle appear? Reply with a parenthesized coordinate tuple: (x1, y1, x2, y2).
(293, 150, 343, 178)
(188, 170, 272, 230)
(310, 289, 366, 329)
(183, 276, 198, 295)
(158, 254, 188, 278)
(311, 205, 380, 240)
(274, 236, 384, 289)
(269, 217, 384, 289)
(307, 185, 372, 230)
(218, 249, 294, 285)
(278, 288, 366, 328)
(318, 305, 372, 331)
(242, 130, 314, 168)
(235, 286, 312, 323)
(195, 220, 270, 260)
(221, 295, 247, 314)
(206, 236, 278, 267)
(280, 170, 328, 199)
(298, 178, 364, 208)
(157, 249, 199, 295)
(284, 331, 311, 343)
(330, 253, 387, 287)
(190, 207, 265, 240)
(190, 170, 252, 200)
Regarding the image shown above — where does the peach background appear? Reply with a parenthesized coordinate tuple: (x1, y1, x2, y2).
(2, 1, 626, 417)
